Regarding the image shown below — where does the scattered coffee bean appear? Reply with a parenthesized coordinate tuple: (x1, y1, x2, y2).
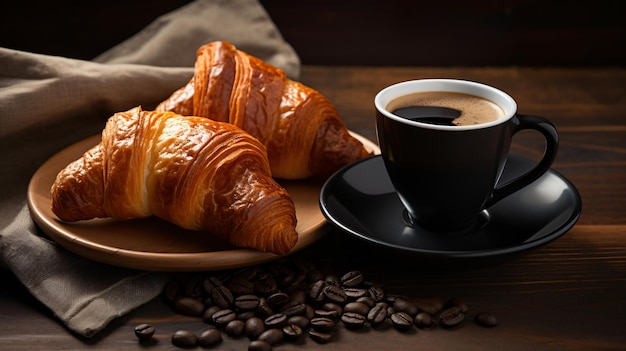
(310, 317, 335, 333)
(343, 287, 368, 299)
(225, 319, 245, 337)
(280, 300, 306, 317)
(341, 312, 368, 329)
(309, 329, 332, 344)
(198, 328, 222, 347)
(257, 328, 284, 345)
(212, 285, 234, 309)
(266, 292, 289, 308)
(173, 296, 205, 316)
(391, 311, 414, 331)
(151, 257, 498, 349)
(414, 312, 433, 329)
(439, 306, 466, 328)
(171, 330, 198, 347)
(212, 309, 236, 326)
(314, 309, 339, 320)
(264, 313, 288, 329)
(323, 285, 347, 304)
(248, 340, 272, 351)
(393, 299, 418, 317)
(235, 294, 261, 310)
(475, 312, 498, 327)
(367, 303, 388, 326)
(344, 301, 370, 316)
(287, 315, 310, 329)
(341, 270, 365, 287)
(245, 317, 266, 340)
(283, 323, 304, 340)
(368, 286, 385, 302)
(134, 323, 155, 342)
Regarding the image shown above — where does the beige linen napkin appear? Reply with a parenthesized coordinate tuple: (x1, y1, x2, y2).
(0, 0, 299, 337)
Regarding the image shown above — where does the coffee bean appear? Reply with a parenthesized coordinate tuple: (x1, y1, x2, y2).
(227, 277, 255, 296)
(344, 302, 370, 316)
(134, 323, 155, 342)
(212, 309, 236, 326)
(198, 328, 222, 347)
(368, 286, 385, 302)
(414, 312, 433, 329)
(211, 285, 234, 309)
(225, 319, 246, 337)
(357, 296, 376, 308)
(391, 311, 414, 331)
(414, 298, 445, 315)
(341, 312, 368, 329)
(173, 296, 205, 316)
(257, 298, 274, 318)
(309, 280, 327, 303)
(258, 328, 284, 345)
(393, 299, 418, 317)
(283, 324, 304, 340)
(439, 306, 466, 328)
(475, 312, 498, 327)
(248, 340, 272, 351)
(266, 292, 289, 308)
(325, 274, 341, 287)
(321, 302, 343, 316)
(202, 276, 222, 295)
(171, 330, 198, 347)
(344, 287, 368, 300)
(287, 315, 310, 329)
(203, 305, 221, 323)
(310, 317, 335, 333)
(235, 294, 261, 310)
(245, 317, 266, 340)
(341, 270, 365, 287)
(323, 285, 347, 304)
(264, 313, 288, 329)
(237, 310, 258, 321)
(309, 329, 332, 344)
(314, 309, 339, 320)
(367, 303, 388, 326)
(281, 301, 307, 317)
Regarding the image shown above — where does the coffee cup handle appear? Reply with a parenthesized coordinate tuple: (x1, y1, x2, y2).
(487, 114, 559, 206)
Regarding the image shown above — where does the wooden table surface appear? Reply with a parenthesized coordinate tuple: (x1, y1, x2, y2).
(1, 65, 625, 350)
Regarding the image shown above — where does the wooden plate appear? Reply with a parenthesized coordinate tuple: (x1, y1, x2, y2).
(27, 132, 379, 272)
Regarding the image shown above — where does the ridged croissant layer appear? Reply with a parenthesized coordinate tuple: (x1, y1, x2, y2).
(157, 40, 371, 179)
(51, 107, 298, 255)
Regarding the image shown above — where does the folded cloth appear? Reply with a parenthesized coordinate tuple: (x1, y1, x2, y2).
(0, 0, 299, 338)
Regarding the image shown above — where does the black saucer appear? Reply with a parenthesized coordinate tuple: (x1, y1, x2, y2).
(319, 155, 582, 260)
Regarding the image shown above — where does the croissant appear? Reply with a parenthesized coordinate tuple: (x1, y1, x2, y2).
(51, 107, 298, 255)
(156, 41, 371, 179)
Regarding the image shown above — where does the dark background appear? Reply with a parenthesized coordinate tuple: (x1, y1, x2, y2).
(0, 0, 624, 66)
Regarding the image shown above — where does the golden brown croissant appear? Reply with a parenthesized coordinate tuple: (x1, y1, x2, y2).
(156, 41, 371, 179)
(51, 107, 298, 255)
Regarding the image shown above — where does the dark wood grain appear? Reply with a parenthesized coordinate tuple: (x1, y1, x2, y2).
(1, 66, 625, 350)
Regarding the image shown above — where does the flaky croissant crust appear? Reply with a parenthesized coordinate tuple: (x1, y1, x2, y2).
(51, 107, 298, 255)
(157, 41, 371, 179)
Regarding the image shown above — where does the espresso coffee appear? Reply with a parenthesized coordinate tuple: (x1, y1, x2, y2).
(387, 91, 505, 126)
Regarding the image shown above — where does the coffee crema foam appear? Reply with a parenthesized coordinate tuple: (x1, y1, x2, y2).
(387, 91, 505, 126)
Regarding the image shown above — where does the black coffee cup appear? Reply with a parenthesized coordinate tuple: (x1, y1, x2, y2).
(375, 79, 559, 231)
